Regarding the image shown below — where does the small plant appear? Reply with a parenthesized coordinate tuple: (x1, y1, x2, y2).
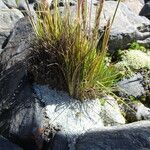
(27, 0, 121, 100)
(129, 42, 147, 52)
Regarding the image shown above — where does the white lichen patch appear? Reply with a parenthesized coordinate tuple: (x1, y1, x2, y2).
(116, 50, 150, 73)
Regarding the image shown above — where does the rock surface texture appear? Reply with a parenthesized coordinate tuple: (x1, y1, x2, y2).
(140, 1, 150, 20)
(0, 136, 23, 150)
(0, 0, 23, 49)
(123, 0, 144, 14)
(76, 121, 150, 150)
(101, 1, 150, 50)
(0, 18, 43, 150)
(118, 73, 145, 98)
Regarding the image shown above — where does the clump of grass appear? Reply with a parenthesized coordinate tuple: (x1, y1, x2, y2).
(27, 0, 121, 100)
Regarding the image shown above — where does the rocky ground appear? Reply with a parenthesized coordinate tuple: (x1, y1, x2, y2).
(0, 0, 150, 150)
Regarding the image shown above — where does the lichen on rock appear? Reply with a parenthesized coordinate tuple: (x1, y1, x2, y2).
(116, 49, 150, 76)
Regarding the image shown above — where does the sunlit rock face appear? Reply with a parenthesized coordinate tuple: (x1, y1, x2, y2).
(33, 84, 125, 149)
(0, 0, 23, 49)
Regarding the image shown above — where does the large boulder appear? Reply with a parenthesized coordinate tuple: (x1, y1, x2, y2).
(76, 121, 150, 150)
(33, 84, 125, 149)
(0, 0, 23, 49)
(0, 18, 44, 150)
(0, 61, 44, 150)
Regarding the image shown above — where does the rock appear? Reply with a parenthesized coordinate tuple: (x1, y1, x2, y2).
(0, 3, 149, 150)
(116, 50, 150, 99)
(0, 135, 23, 150)
(2, 0, 37, 8)
(121, 101, 150, 122)
(0, 62, 44, 150)
(0, 0, 23, 49)
(76, 121, 150, 150)
(140, 2, 150, 20)
(100, 1, 150, 51)
(2, 0, 17, 8)
(123, 0, 144, 14)
(0, 17, 44, 149)
(0, 17, 34, 70)
(118, 73, 145, 98)
(0, 48, 2, 54)
(100, 96, 126, 125)
(50, 131, 69, 150)
(144, 0, 150, 3)
(136, 103, 150, 120)
(33, 84, 125, 149)
(2, 0, 149, 52)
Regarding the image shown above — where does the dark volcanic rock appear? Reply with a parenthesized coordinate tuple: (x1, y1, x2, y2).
(76, 121, 150, 150)
(0, 17, 44, 149)
(0, 136, 22, 150)
(0, 17, 34, 70)
(140, 2, 150, 20)
(144, 0, 150, 3)
(0, 62, 44, 149)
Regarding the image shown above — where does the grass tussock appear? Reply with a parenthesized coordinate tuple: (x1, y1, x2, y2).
(28, 0, 121, 100)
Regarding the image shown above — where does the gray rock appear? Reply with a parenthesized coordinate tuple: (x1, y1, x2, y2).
(140, 2, 150, 20)
(76, 121, 150, 150)
(0, 17, 43, 149)
(0, 62, 44, 150)
(2, 0, 17, 8)
(0, 17, 34, 70)
(0, 136, 22, 150)
(0, 49, 2, 54)
(33, 84, 125, 149)
(121, 101, 150, 122)
(0, 0, 23, 49)
(118, 73, 145, 98)
(136, 103, 150, 120)
(123, 0, 144, 14)
(144, 0, 150, 3)
(100, 1, 150, 51)
(2, 0, 37, 8)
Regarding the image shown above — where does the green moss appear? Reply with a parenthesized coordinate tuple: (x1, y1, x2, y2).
(129, 42, 147, 52)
